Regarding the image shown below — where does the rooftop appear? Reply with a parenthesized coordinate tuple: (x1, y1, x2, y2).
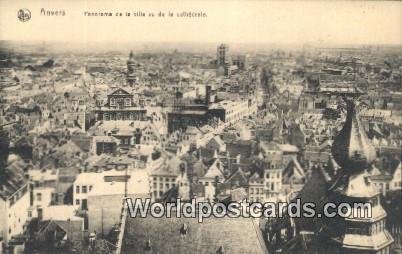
(122, 211, 268, 254)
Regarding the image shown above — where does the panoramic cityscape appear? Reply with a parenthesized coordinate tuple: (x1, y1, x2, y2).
(0, 0, 401, 253)
(0, 40, 401, 254)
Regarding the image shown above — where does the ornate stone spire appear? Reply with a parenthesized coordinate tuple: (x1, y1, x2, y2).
(331, 98, 376, 173)
(326, 97, 394, 254)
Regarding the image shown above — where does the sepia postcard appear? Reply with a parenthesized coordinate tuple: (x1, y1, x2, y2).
(0, 0, 401, 253)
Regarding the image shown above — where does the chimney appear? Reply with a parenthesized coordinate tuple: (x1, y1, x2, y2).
(213, 149, 218, 159)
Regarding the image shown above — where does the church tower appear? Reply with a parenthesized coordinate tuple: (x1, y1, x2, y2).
(127, 51, 137, 86)
(325, 98, 393, 254)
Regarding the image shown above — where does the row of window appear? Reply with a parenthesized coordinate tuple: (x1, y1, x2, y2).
(153, 177, 176, 182)
(265, 172, 281, 179)
(76, 185, 93, 194)
(346, 219, 386, 236)
(266, 182, 280, 191)
(110, 98, 132, 107)
(249, 197, 264, 203)
(103, 112, 143, 121)
(153, 182, 176, 190)
(199, 181, 213, 187)
(249, 187, 264, 195)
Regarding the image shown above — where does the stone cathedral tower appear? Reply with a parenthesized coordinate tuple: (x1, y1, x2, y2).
(126, 51, 137, 86)
(325, 98, 394, 254)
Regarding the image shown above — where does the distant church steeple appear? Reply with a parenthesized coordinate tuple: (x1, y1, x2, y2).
(127, 51, 137, 86)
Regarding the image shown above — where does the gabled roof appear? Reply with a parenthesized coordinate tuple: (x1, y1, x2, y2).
(192, 159, 208, 178)
(207, 135, 226, 148)
(203, 159, 224, 179)
(225, 167, 249, 187)
(283, 156, 306, 180)
(248, 172, 263, 183)
(108, 88, 131, 96)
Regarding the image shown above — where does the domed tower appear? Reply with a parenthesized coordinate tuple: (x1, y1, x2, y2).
(325, 98, 393, 254)
(127, 51, 137, 86)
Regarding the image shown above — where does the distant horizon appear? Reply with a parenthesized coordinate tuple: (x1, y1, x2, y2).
(1, 39, 401, 54)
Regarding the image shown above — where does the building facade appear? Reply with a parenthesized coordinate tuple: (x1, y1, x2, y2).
(96, 88, 147, 122)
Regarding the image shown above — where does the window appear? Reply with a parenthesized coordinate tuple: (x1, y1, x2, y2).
(76, 199, 80, 205)
(153, 183, 157, 188)
(82, 186, 87, 193)
(76, 186, 80, 194)
(36, 193, 42, 202)
(125, 98, 131, 106)
(250, 188, 254, 194)
(28, 211, 32, 217)
(89, 185, 93, 191)
(110, 98, 116, 106)
(205, 182, 209, 186)
(165, 183, 169, 189)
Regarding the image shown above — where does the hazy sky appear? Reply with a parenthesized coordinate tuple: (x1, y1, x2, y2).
(0, 0, 401, 46)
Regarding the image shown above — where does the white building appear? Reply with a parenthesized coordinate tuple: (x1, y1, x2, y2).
(149, 157, 181, 200)
(28, 169, 58, 219)
(390, 161, 401, 191)
(87, 169, 150, 234)
(0, 180, 30, 245)
(209, 98, 257, 125)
